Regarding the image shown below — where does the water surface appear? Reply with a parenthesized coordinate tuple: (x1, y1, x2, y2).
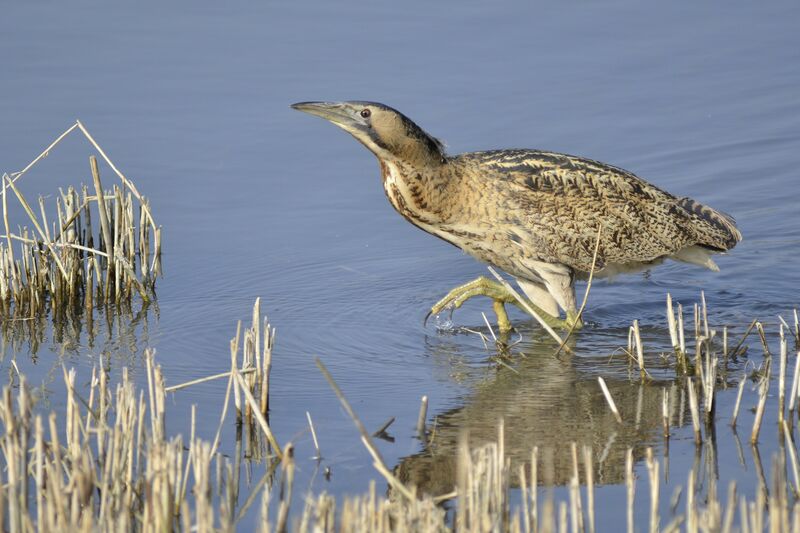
(1, 1, 799, 528)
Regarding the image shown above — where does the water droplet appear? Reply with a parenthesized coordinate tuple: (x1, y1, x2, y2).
(434, 313, 455, 332)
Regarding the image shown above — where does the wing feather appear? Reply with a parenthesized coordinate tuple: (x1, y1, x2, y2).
(453, 150, 740, 274)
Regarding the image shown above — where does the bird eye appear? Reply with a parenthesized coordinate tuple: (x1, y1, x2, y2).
(360, 109, 371, 118)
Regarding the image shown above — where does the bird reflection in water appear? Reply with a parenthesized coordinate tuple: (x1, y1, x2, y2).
(395, 332, 690, 497)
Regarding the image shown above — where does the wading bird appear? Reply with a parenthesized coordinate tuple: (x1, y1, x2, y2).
(291, 101, 741, 332)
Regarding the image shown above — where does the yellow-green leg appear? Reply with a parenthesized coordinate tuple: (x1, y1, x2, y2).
(427, 276, 582, 332)
(492, 300, 512, 333)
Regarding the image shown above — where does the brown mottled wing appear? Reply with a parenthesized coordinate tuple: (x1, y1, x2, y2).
(467, 150, 741, 273)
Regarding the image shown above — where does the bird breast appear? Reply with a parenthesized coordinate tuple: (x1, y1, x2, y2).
(380, 160, 441, 228)
(380, 160, 482, 247)
(379, 160, 518, 273)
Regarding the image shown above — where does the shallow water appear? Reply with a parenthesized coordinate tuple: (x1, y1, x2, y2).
(1, 1, 799, 529)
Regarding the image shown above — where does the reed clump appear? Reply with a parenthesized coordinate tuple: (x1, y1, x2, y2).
(0, 121, 161, 330)
(6, 358, 800, 532)
(2, 296, 800, 531)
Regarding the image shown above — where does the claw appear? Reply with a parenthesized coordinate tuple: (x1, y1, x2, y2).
(426, 276, 570, 333)
(424, 303, 455, 329)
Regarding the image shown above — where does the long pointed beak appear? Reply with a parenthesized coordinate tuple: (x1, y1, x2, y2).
(290, 101, 356, 127)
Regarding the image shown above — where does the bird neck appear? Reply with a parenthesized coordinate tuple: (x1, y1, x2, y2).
(364, 115, 446, 170)
(379, 156, 451, 220)
(389, 137, 446, 169)
(378, 156, 448, 189)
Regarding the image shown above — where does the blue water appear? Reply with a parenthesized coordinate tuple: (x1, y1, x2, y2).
(1, 1, 799, 529)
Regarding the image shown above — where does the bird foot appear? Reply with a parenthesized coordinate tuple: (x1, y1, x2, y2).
(426, 276, 571, 333)
(565, 311, 584, 331)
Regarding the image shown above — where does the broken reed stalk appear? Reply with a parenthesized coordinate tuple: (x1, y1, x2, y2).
(779, 325, 787, 423)
(631, 319, 645, 378)
(783, 421, 800, 497)
(231, 322, 243, 420)
(730, 319, 758, 359)
(487, 266, 568, 351)
(703, 341, 718, 420)
(372, 416, 396, 437)
(789, 347, 800, 415)
(315, 357, 415, 501)
(667, 293, 688, 375)
(74, 121, 158, 240)
(262, 316, 275, 415)
(756, 321, 771, 357)
(795, 309, 799, 349)
(218, 300, 275, 424)
(306, 411, 321, 459)
(598, 377, 622, 424)
(751, 373, 770, 444)
(687, 378, 702, 445)
(416, 395, 429, 438)
(666, 293, 681, 356)
(164, 367, 257, 393)
(723, 325, 728, 359)
(4, 175, 69, 281)
(701, 291, 710, 340)
(233, 369, 283, 459)
(275, 444, 295, 533)
(90, 156, 114, 272)
(731, 375, 747, 428)
(554, 224, 602, 357)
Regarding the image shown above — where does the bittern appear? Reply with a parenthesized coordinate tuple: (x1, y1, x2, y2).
(291, 101, 741, 332)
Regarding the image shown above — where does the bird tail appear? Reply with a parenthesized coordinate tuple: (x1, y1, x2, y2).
(672, 245, 720, 272)
(677, 197, 742, 251)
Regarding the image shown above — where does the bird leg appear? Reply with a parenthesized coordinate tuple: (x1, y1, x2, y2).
(428, 276, 572, 332)
(492, 300, 512, 334)
(565, 311, 584, 330)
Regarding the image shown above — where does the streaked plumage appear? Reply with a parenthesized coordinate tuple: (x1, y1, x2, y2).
(292, 101, 741, 330)
(437, 148, 740, 276)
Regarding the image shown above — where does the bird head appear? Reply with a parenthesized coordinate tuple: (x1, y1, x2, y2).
(291, 101, 446, 167)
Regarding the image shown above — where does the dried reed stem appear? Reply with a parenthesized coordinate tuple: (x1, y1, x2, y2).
(488, 266, 567, 350)
(233, 370, 283, 459)
(315, 358, 414, 501)
(751, 374, 769, 444)
(632, 319, 645, 378)
(555, 225, 602, 356)
(731, 375, 747, 428)
(779, 325, 787, 422)
(687, 378, 702, 445)
(417, 395, 429, 438)
(306, 411, 321, 459)
(597, 377, 622, 424)
(164, 367, 257, 393)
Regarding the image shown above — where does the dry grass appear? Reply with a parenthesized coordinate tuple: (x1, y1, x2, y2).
(0, 123, 161, 341)
(2, 296, 800, 531)
(3, 365, 800, 532)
